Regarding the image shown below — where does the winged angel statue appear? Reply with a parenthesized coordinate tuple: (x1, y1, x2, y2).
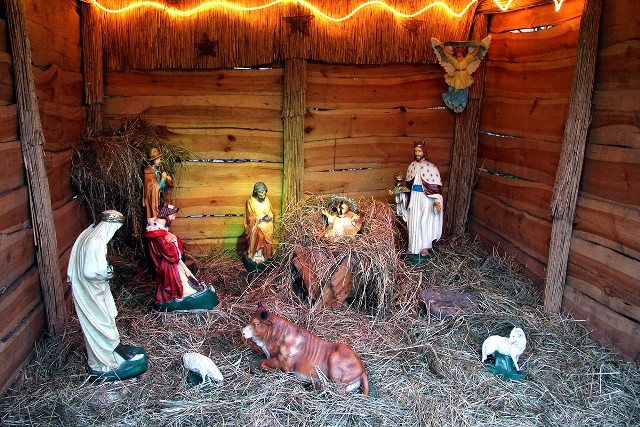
(431, 35, 491, 113)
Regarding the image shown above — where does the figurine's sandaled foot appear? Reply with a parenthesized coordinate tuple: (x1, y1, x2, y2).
(154, 287, 219, 312)
(88, 352, 148, 382)
(114, 343, 145, 360)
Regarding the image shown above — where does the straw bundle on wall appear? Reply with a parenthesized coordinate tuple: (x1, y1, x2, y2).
(6, 0, 65, 335)
(95, 0, 476, 70)
(545, 0, 601, 313)
(70, 118, 193, 253)
(282, 58, 306, 207)
(81, 1, 104, 131)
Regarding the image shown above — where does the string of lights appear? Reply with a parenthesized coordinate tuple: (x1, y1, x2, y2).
(87, 0, 566, 20)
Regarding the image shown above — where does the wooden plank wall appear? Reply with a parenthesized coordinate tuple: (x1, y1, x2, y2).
(561, 0, 640, 362)
(304, 62, 454, 202)
(103, 68, 285, 254)
(104, 63, 456, 255)
(473, 0, 639, 362)
(0, 0, 86, 393)
(470, 0, 584, 287)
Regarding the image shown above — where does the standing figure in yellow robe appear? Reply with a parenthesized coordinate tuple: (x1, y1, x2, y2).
(244, 182, 276, 264)
(431, 36, 491, 113)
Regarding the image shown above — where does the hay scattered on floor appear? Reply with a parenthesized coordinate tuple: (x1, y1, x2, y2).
(1, 236, 638, 427)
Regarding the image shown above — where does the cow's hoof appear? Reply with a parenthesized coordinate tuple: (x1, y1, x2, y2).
(363, 381, 378, 397)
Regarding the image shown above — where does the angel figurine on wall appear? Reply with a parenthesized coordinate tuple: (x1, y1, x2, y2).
(431, 35, 491, 113)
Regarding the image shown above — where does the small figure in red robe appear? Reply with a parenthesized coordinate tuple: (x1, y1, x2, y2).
(145, 204, 201, 305)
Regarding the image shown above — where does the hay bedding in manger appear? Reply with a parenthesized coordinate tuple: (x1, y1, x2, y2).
(274, 196, 400, 315)
(1, 234, 639, 425)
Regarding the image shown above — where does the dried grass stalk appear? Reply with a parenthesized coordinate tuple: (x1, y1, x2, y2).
(71, 116, 194, 254)
(1, 237, 638, 427)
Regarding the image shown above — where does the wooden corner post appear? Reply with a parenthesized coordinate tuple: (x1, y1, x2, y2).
(282, 57, 307, 209)
(544, 0, 603, 313)
(5, 0, 66, 334)
(445, 14, 488, 237)
(81, 0, 104, 133)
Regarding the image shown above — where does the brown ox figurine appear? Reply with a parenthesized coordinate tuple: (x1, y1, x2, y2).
(242, 303, 369, 395)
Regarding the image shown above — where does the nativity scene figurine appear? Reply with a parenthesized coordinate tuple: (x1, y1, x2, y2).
(68, 210, 148, 381)
(481, 327, 527, 381)
(145, 204, 219, 311)
(403, 141, 444, 261)
(242, 303, 370, 395)
(321, 195, 363, 241)
(431, 35, 491, 113)
(142, 147, 174, 219)
(243, 182, 276, 270)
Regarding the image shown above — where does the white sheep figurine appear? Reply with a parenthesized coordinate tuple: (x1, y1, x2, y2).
(182, 352, 224, 385)
(481, 327, 527, 371)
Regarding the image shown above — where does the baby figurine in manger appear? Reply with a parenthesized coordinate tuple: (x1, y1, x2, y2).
(321, 195, 363, 241)
(290, 197, 395, 310)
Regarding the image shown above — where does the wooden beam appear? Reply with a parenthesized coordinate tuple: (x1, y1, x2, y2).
(5, 0, 65, 335)
(544, 0, 603, 313)
(282, 57, 306, 209)
(445, 14, 488, 237)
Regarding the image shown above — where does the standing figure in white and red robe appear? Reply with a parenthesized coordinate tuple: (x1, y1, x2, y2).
(404, 141, 444, 257)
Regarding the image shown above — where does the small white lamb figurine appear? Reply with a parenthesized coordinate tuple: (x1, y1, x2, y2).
(182, 352, 224, 385)
(481, 327, 527, 371)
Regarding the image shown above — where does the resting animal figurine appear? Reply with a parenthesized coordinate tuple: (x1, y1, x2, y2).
(182, 352, 224, 385)
(481, 327, 527, 371)
(242, 303, 369, 395)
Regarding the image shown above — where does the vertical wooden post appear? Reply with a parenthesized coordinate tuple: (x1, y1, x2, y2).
(544, 0, 603, 313)
(445, 14, 488, 237)
(5, 0, 65, 335)
(282, 57, 307, 209)
(81, 1, 104, 133)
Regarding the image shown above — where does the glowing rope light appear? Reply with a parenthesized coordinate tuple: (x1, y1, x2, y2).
(88, 0, 565, 19)
(294, 1, 477, 20)
(88, 0, 476, 19)
(490, 0, 565, 12)
(492, 0, 513, 11)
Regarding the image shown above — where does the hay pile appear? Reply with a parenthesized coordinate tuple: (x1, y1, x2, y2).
(273, 196, 401, 316)
(1, 236, 638, 427)
(70, 117, 193, 253)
